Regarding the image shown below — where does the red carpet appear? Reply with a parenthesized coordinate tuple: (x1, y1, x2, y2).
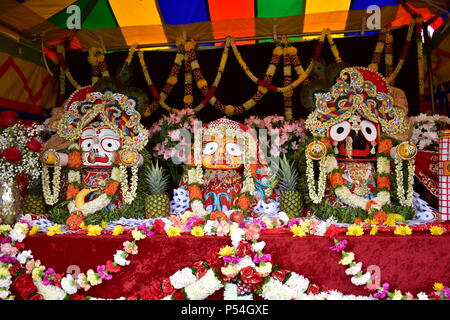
(23, 230, 450, 299)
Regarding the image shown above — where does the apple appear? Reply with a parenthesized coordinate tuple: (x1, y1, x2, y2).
(230, 210, 244, 223)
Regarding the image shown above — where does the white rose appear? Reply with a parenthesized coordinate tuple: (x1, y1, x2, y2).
(61, 275, 78, 295)
(251, 241, 266, 252)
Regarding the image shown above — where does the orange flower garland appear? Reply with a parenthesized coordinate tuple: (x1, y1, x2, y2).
(210, 211, 228, 221)
(328, 172, 346, 189)
(377, 139, 393, 154)
(104, 181, 120, 196)
(376, 176, 391, 190)
(68, 151, 82, 168)
(188, 184, 203, 201)
(66, 185, 80, 200)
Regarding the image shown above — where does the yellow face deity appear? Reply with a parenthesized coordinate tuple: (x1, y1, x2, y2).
(201, 135, 243, 170)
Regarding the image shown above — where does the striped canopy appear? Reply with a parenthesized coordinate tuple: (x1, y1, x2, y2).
(0, 0, 445, 50)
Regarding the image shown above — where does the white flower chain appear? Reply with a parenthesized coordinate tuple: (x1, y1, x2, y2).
(394, 154, 415, 206)
(306, 155, 328, 204)
(120, 165, 139, 204)
(42, 165, 61, 205)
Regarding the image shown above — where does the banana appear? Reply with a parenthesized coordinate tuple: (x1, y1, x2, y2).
(74, 188, 99, 208)
(387, 213, 406, 223)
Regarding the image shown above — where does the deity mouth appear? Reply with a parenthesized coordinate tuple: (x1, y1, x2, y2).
(84, 153, 112, 166)
(336, 131, 375, 161)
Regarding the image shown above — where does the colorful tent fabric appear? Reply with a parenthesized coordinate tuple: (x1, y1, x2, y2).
(0, 33, 57, 122)
(0, 0, 444, 50)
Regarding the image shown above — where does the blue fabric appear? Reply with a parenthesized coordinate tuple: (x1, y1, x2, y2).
(350, 0, 397, 10)
(157, 0, 210, 25)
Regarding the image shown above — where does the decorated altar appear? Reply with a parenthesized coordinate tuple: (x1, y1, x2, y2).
(1, 0, 450, 302)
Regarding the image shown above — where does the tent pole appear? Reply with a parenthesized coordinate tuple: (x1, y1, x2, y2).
(422, 21, 437, 115)
(96, 26, 402, 52)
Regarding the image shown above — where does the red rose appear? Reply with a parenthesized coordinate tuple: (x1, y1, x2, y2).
(161, 278, 175, 295)
(69, 294, 86, 300)
(306, 284, 320, 295)
(272, 269, 289, 283)
(236, 241, 252, 258)
(324, 224, 343, 239)
(29, 293, 44, 300)
(193, 218, 206, 227)
(106, 260, 121, 273)
(152, 219, 166, 234)
(240, 266, 263, 289)
(54, 274, 63, 288)
(11, 272, 37, 300)
(9, 263, 23, 277)
(26, 138, 42, 153)
(127, 296, 138, 300)
(1, 147, 22, 163)
(172, 290, 186, 300)
(14, 242, 25, 250)
(140, 281, 164, 300)
(195, 265, 207, 279)
(0, 111, 18, 129)
(204, 247, 224, 269)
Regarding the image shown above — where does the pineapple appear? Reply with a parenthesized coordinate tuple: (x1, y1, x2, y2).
(277, 156, 302, 218)
(144, 162, 170, 218)
(22, 179, 46, 215)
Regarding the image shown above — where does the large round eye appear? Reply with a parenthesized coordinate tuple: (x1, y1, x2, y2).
(202, 142, 218, 155)
(361, 120, 378, 142)
(81, 139, 94, 151)
(329, 121, 351, 142)
(226, 142, 242, 156)
(101, 138, 121, 152)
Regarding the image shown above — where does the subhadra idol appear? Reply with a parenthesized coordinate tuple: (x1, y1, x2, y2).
(178, 118, 279, 218)
(304, 67, 417, 223)
(40, 86, 148, 229)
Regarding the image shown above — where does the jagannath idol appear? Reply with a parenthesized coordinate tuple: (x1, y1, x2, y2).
(303, 66, 417, 223)
(40, 85, 149, 229)
(171, 118, 280, 219)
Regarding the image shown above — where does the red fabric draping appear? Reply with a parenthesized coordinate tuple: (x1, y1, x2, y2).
(23, 230, 450, 299)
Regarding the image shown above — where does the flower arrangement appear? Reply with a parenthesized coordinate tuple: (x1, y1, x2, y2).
(329, 238, 448, 300)
(410, 113, 450, 151)
(244, 115, 306, 161)
(0, 111, 42, 186)
(147, 108, 201, 184)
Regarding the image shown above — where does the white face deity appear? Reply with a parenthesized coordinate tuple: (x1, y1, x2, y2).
(80, 123, 121, 167)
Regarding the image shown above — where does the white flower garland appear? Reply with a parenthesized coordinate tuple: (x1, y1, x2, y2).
(394, 154, 415, 206)
(326, 155, 391, 210)
(305, 155, 329, 204)
(120, 165, 139, 204)
(42, 165, 62, 206)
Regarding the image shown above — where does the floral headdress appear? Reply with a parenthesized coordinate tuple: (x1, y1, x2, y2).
(57, 86, 148, 151)
(305, 67, 409, 137)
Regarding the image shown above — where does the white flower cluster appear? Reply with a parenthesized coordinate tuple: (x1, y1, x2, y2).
(184, 269, 223, 300)
(0, 123, 43, 185)
(350, 272, 372, 286)
(169, 267, 197, 289)
(410, 113, 450, 151)
(34, 281, 67, 300)
(285, 272, 310, 296)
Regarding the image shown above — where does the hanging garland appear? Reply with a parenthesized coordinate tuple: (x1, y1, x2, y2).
(191, 41, 284, 116)
(282, 37, 294, 120)
(368, 21, 416, 85)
